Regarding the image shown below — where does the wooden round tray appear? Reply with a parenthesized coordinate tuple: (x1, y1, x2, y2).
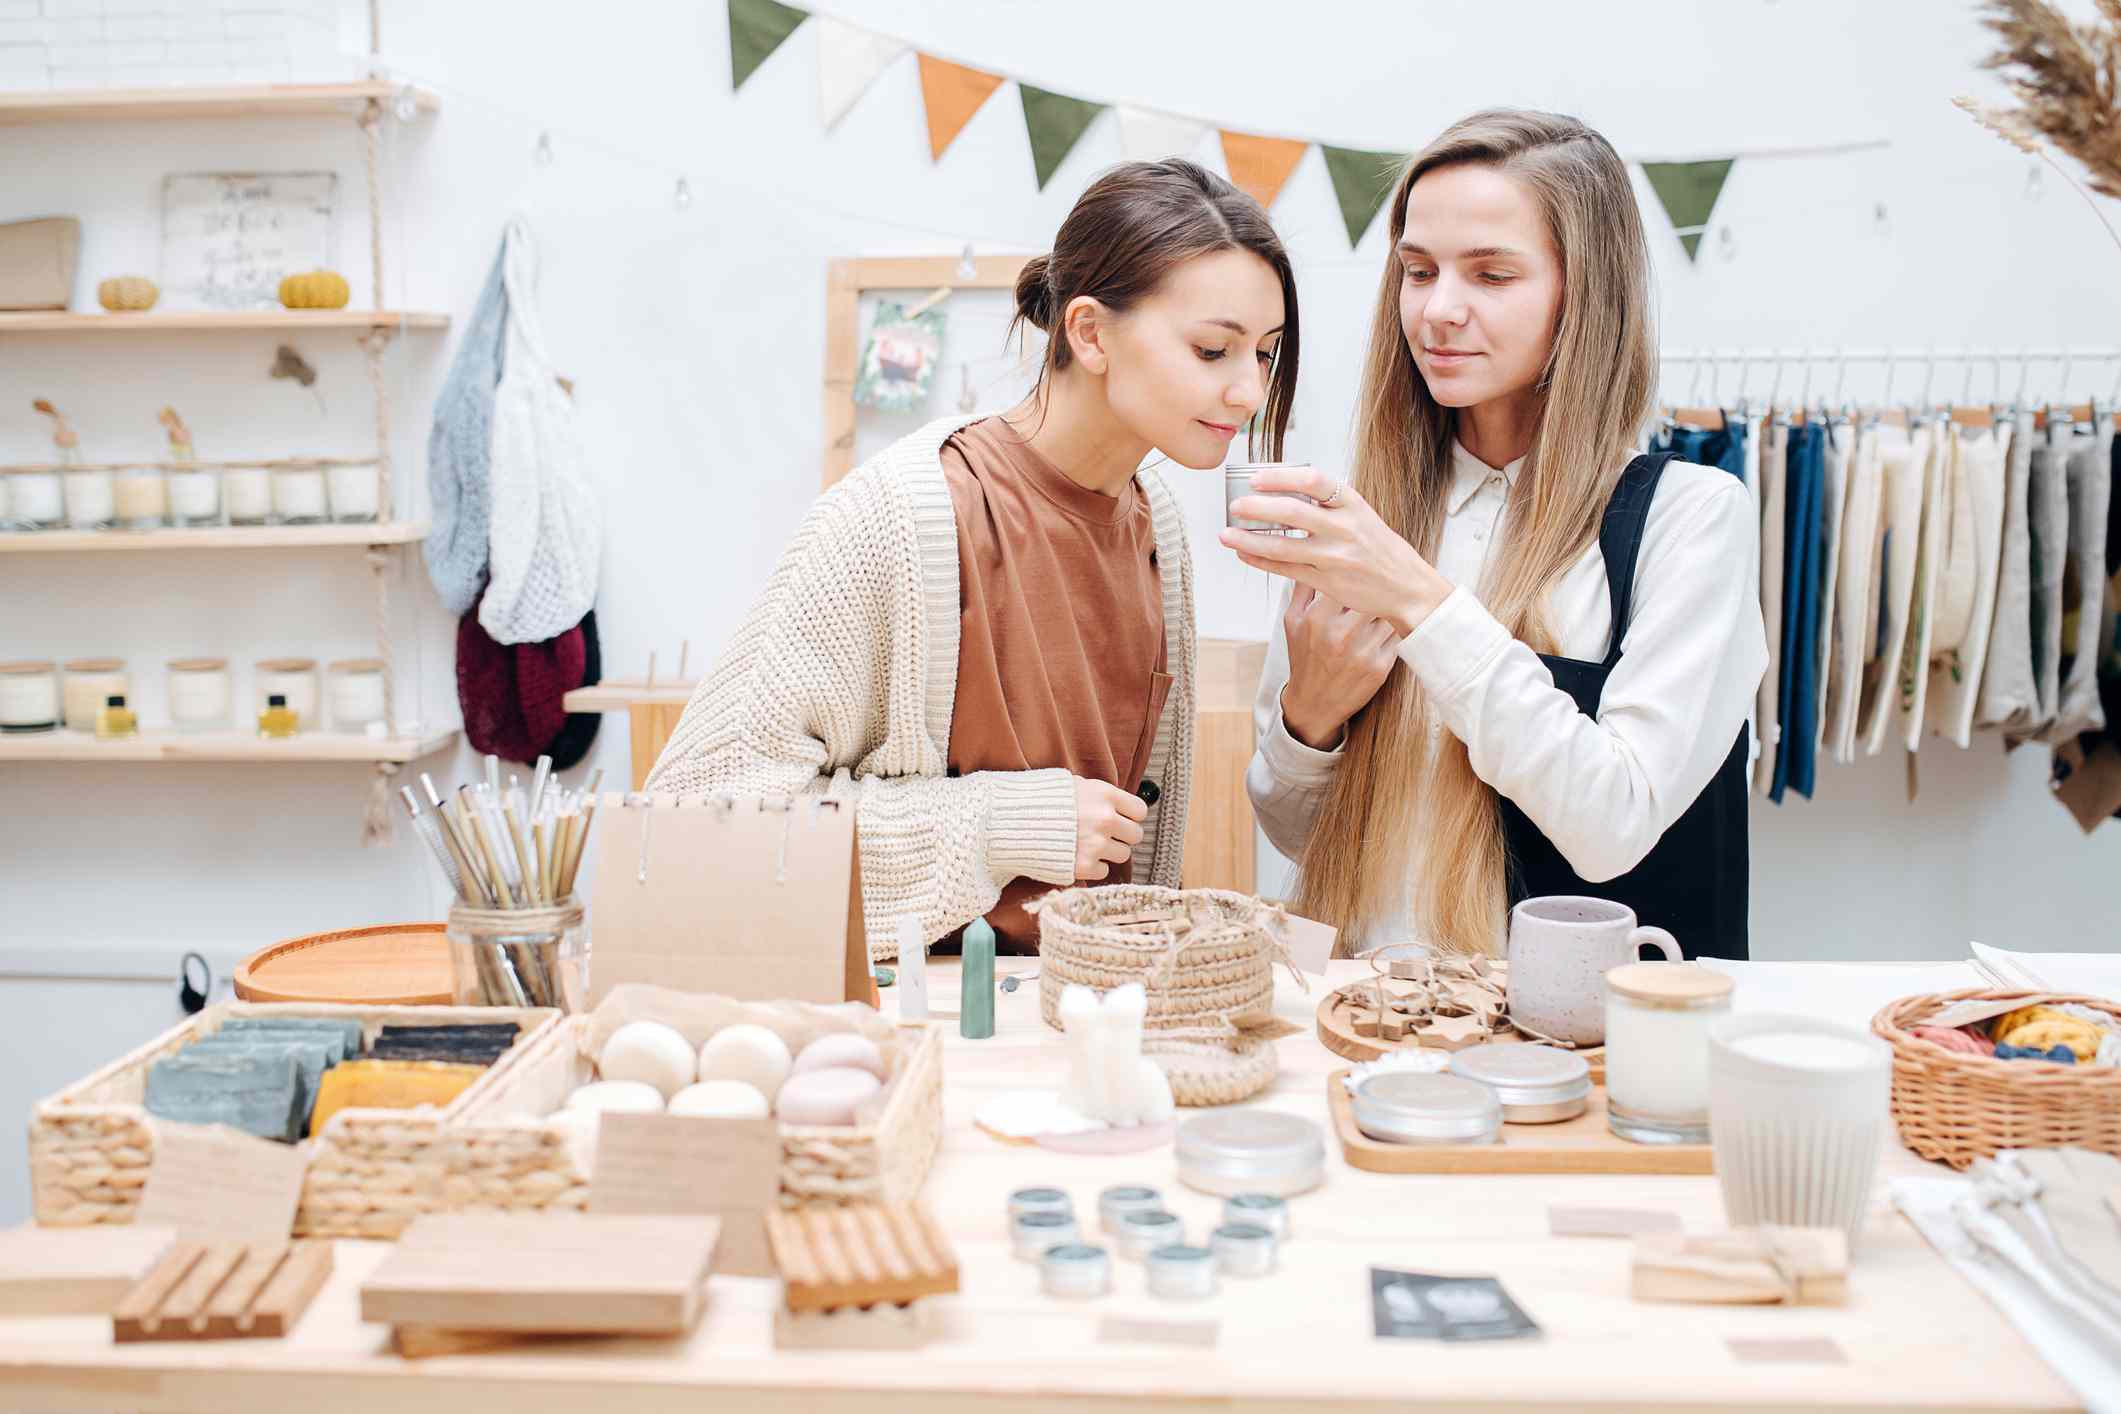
(234, 922, 452, 1005)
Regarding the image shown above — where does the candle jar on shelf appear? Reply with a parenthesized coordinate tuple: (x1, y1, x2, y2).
(113, 467, 170, 529)
(328, 658, 388, 732)
(0, 661, 61, 733)
(7, 471, 66, 530)
(326, 461, 382, 524)
(63, 468, 115, 530)
(167, 467, 222, 527)
(270, 461, 329, 525)
(167, 658, 232, 732)
(224, 465, 273, 526)
(253, 657, 318, 731)
(62, 658, 128, 732)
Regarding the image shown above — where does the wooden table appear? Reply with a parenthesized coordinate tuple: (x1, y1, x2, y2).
(0, 961, 2081, 1413)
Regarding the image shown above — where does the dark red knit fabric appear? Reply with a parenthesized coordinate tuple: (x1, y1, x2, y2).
(457, 591, 591, 765)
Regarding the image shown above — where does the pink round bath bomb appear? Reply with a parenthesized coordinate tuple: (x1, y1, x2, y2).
(774, 1066, 882, 1127)
(791, 1033, 888, 1082)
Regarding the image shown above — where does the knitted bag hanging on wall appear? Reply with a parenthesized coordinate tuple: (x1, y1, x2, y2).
(457, 595, 603, 768)
(423, 233, 509, 616)
(480, 212, 602, 644)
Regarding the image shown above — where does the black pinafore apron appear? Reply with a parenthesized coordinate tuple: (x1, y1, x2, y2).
(1495, 452, 1750, 960)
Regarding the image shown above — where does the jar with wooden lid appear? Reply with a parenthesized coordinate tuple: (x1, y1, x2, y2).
(253, 657, 318, 731)
(1603, 962, 1733, 1145)
(61, 658, 128, 732)
(0, 661, 60, 732)
(328, 658, 387, 731)
(167, 658, 231, 731)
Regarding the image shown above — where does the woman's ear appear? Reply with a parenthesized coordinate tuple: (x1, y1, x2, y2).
(1061, 295, 1111, 375)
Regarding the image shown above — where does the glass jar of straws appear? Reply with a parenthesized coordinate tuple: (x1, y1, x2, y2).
(447, 900, 588, 1012)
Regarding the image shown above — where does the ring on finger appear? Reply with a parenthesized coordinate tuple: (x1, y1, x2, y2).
(1321, 481, 1345, 509)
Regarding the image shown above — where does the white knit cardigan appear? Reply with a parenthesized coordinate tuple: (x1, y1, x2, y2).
(646, 414, 1197, 959)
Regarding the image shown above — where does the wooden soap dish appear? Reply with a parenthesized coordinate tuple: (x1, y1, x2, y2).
(113, 1240, 332, 1342)
(766, 1201, 959, 1313)
(1327, 1068, 1711, 1175)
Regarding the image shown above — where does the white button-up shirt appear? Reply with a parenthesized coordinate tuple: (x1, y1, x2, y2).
(1247, 439, 1767, 933)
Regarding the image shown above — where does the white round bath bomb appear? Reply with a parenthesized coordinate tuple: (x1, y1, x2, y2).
(774, 1066, 882, 1127)
(564, 1079, 665, 1114)
(668, 1080, 771, 1119)
(599, 1021, 696, 1098)
(697, 1024, 793, 1103)
(791, 1032, 888, 1082)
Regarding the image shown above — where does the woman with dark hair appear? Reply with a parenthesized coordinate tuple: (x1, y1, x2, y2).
(651, 158, 1300, 957)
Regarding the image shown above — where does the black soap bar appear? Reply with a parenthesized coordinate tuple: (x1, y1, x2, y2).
(371, 1023, 520, 1066)
(368, 1042, 512, 1066)
(145, 1052, 303, 1143)
(375, 1024, 520, 1044)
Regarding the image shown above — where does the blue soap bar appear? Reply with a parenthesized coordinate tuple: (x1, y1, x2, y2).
(145, 1052, 303, 1142)
(210, 1026, 347, 1066)
(222, 1016, 364, 1056)
(187, 1039, 333, 1136)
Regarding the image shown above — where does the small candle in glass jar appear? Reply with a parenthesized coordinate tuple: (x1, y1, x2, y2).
(271, 464, 328, 524)
(327, 462, 381, 523)
(62, 658, 129, 732)
(10, 472, 65, 528)
(113, 468, 169, 528)
(224, 467, 273, 524)
(168, 469, 221, 526)
(0, 661, 61, 732)
(167, 658, 231, 731)
(253, 657, 318, 729)
(63, 469, 116, 529)
(1602, 962, 1733, 1145)
(327, 658, 388, 731)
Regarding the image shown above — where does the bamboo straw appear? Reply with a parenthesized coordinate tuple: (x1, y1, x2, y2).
(458, 791, 516, 911)
(502, 800, 538, 907)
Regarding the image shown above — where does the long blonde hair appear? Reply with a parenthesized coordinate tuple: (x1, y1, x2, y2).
(1293, 109, 1657, 955)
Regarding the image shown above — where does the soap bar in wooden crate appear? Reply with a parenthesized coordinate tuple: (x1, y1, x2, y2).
(766, 1201, 958, 1313)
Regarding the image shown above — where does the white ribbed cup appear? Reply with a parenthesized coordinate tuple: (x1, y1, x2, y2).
(1708, 1012, 1892, 1249)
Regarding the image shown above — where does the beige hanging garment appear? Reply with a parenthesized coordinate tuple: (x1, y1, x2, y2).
(1859, 423, 1927, 755)
(1976, 408, 2039, 729)
(1825, 421, 1885, 762)
(1753, 418, 1790, 794)
(1927, 422, 2009, 747)
(2045, 409, 2114, 742)
(1900, 421, 1948, 754)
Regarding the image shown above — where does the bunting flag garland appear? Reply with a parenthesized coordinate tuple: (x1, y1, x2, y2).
(1019, 84, 1108, 190)
(1642, 159, 1736, 261)
(728, 0, 808, 92)
(1115, 106, 1209, 162)
(1322, 145, 1410, 247)
(816, 15, 906, 130)
(917, 53, 1006, 160)
(1219, 130, 1310, 209)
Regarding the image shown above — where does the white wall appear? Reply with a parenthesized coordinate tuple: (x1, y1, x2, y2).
(3, 0, 2119, 1219)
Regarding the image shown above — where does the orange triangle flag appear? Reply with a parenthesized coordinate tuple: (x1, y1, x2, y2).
(1219, 130, 1309, 208)
(917, 53, 1006, 160)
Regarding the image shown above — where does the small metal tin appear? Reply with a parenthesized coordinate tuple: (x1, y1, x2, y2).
(1448, 1043, 1593, 1124)
(1115, 1208, 1184, 1261)
(1011, 1210, 1078, 1261)
(1098, 1184, 1163, 1234)
(1223, 1192, 1291, 1239)
(1224, 464, 1316, 537)
(1007, 1186, 1073, 1227)
(1175, 1110, 1326, 1197)
(1210, 1222, 1278, 1277)
(1039, 1242, 1111, 1298)
(1351, 1072, 1502, 1145)
(1145, 1243, 1219, 1300)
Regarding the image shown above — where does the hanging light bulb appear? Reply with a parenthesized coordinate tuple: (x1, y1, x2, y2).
(1718, 224, 1737, 261)
(392, 85, 418, 123)
(673, 176, 693, 211)
(1873, 201, 1892, 236)
(956, 242, 977, 280)
(2024, 163, 2044, 202)
(534, 130, 555, 167)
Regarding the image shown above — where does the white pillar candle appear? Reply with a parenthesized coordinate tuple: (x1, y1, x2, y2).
(167, 658, 231, 731)
(62, 659, 128, 732)
(253, 658, 319, 729)
(1602, 963, 1732, 1142)
(1059, 984, 1099, 1118)
(113, 469, 168, 528)
(224, 467, 272, 524)
(328, 658, 387, 730)
(1103, 984, 1149, 1125)
(271, 466, 328, 523)
(168, 470, 221, 525)
(63, 469, 115, 528)
(11, 472, 65, 527)
(0, 661, 61, 731)
(327, 462, 381, 522)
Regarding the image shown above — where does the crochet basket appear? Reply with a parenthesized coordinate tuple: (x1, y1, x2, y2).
(1870, 988, 2121, 1171)
(1030, 884, 1295, 1107)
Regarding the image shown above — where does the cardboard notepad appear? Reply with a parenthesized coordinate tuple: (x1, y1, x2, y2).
(590, 793, 869, 1007)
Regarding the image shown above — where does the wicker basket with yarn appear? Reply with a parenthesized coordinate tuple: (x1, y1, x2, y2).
(1870, 988, 2121, 1170)
(1029, 884, 1301, 1107)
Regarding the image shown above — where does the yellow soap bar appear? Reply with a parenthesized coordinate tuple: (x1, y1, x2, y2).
(309, 1060, 486, 1135)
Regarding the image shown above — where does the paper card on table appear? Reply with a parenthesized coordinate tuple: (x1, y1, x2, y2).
(589, 1113, 779, 1277)
(1548, 1206, 1682, 1238)
(1727, 1336, 1848, 1364)
(1097, 1316, 1220, 1347)
(135, 1122, 306, 1244)
(1273, 912, 1339, 975)
(1925, 995, 2056, 1030)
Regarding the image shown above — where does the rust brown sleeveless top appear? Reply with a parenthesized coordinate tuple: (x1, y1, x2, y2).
(941, 417, 1171, 953)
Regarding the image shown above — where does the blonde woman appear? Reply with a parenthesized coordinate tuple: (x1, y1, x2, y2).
(1229, 111, 1765, 960)
(650, 159, 1298, 958)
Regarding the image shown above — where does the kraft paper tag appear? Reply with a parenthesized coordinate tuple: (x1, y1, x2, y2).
(1548, 1206, 1682, 1238)
(1097, 1316, 1220, 1347)
(1926, 995, 2054, 1030)
(135, 1122, 306, 1245)
(590, 1113, 778, 1276)
(1727, 1336, 1848, 1364)
(1274, 912, 1339, 975)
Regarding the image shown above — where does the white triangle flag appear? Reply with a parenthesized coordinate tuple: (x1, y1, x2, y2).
(1115, 106, 1210, 162)
(817, 16, 907, 131)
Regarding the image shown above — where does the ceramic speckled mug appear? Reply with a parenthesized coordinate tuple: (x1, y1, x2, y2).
(1506, 895, 1680, 1046)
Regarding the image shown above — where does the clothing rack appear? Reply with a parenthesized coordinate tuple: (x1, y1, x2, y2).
(1656, 348, 2121, 410)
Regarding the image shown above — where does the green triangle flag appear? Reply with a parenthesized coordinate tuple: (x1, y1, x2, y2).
(1321, 145, 1410, 247)
(1642, 159, 1734, 261)
(730, 0, 808, 91)
(1019, 84, 1107, 190)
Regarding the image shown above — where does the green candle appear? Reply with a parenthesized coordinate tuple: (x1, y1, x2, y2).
(960, 918, 996, 1039)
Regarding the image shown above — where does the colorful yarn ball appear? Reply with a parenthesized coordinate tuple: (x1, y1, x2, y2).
(1992, 1042, 2076, 1064)
(1911, 1025, 1995, 1057)
(1991, 1004, 2067, 1042)
(1997, 1016, 2105, 1061)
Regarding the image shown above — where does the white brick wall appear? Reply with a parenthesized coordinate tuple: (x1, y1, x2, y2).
(0, 0, 366, 91)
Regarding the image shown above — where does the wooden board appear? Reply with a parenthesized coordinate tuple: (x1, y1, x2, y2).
(1315, 982, 1605, 1082)
(765, 1202, 958, 1313)
(112, 1241, 331, 1341)
(0, 1226, 177, 1316)
(0, 310, 449, 334)
(0, 82, 438, 125)
(359, 1214, 720, 1335)
(234, 923, 452, 1005)
(0, 727, 458, 763)
(0, 522, 426, 554)
(1327, 1068, 1711, 1175)
(1182, 639, 1267, 894)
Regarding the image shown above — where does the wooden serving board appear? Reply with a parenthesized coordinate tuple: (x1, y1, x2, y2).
(1327, 1069, 1711, 1175)
(1317, 990, 1604, 1082)
(235, 922, 452, 1005)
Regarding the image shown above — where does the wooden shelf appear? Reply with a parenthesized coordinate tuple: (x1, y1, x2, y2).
(563, 680, 699, 712)
(0, 728, 459, 764)
(0, 522, 427, 554)
(0, 310, 449, 334)
(0, 82, 439, 125)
